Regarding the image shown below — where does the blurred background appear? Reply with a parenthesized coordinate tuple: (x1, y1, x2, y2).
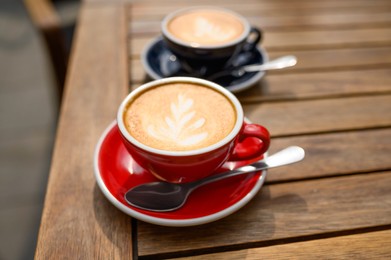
(0, 0, 79, 259)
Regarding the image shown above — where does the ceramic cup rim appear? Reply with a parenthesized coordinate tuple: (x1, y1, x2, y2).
(117, 77, 244, 157)
(161, 6, 251, 49)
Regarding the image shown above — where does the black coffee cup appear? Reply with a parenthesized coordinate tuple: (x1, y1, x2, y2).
(161, 7, 262, 76)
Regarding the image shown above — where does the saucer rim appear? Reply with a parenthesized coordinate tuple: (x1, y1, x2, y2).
(94, 121, 268, 227)
(141, 36, 269, 93)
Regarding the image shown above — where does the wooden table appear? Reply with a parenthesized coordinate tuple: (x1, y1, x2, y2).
(35, 0, 391, 259)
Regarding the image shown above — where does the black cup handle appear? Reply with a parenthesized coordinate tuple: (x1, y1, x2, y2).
(243, 27, 262, 52)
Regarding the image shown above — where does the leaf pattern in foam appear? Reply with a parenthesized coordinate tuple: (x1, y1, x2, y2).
(147, 94, 208, 147)
(194, 17, 234, 41)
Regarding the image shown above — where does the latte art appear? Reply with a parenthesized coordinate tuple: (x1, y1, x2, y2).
(167, 9, 245, 46)
(147, 94, 208, 147)
(123, 83, 236, 151)
(193, 17, 236, 42)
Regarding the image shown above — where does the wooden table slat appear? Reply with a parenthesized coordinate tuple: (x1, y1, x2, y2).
(130, 11, 391, 35)
(268, 128, 391, 182)
(130, 0, 391, 20)
(137, 171, 391, 257)
(34, 3, 132, 259)
(244, 95, 391, 136)
(130, 27, 391, 57)
(131, 68, 391, 102)
(130, 47, 391, 83)
(172, 230, 391, 259)
(235, 68, 391, 102)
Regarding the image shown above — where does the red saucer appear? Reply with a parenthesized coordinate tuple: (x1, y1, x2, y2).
(94, 121, 267, 226)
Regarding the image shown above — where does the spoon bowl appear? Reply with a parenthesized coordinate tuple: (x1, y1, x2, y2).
(125, 146, 305, 212)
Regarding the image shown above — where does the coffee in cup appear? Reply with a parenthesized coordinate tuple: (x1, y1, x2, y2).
(166, 9, 245, 47)
(117, 77, 270, 183)
(161, 7, 262, 76)
(123, 82, 236, 151)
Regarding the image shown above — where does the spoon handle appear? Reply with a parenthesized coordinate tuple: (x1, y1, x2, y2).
(243, 55, 297, 72)
(191, 146, 305, 189)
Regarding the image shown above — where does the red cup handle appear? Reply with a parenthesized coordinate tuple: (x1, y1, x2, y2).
(229, 123, 270, 161)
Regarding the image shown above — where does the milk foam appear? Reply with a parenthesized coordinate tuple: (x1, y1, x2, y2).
(124, 83, 236, 151)
(147, 94, 208, 147)
(167, 10, 244, 46)
(193, 17, 236, 42)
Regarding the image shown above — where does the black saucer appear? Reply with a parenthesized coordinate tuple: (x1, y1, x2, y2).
(141, 37, 268, 93)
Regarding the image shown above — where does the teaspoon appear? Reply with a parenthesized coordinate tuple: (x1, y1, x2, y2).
(207, 55, 297, 81)
(124, 146, 305, 212)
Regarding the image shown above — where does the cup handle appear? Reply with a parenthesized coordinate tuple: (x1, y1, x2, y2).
(229, 123, 270, 161)
(242, 27, 262, 52)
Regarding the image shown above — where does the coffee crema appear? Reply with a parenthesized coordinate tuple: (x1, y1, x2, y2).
(123, 83, 236, 151)
(167, 9, 245, 46)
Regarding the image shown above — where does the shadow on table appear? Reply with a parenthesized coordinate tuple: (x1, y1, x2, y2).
(93, 184, 134, 256)
(133, 186, 308, 258)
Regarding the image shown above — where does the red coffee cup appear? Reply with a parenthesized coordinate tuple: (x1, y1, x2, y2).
(117, 77, 270, 183)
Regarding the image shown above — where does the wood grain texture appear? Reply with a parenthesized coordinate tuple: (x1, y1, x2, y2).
(235, 68, 391, 102)
(129, 10, 391, 35)
(130, 0, 391, 20)
(137, 172, 391, 258)
(267, 129, 391, 182)
(173, 230, 391, 259)
(129, 27, 391, 57)
(131, 68, 391, 101)
(243, 95, 391, 136)
(34, 3, 132, 259)
(130, 47, 391, 83)
(267, 47, 391, 71)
